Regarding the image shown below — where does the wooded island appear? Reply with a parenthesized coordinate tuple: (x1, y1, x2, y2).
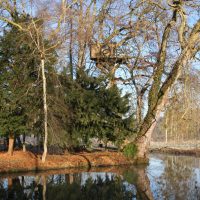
(0, 0, 199, 172)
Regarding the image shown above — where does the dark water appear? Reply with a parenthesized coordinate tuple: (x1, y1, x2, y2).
(0, 154, 200, 200)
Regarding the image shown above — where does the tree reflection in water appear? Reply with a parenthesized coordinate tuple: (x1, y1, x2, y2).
(148, 154, 200, 200)
(0, 173, 136, 200)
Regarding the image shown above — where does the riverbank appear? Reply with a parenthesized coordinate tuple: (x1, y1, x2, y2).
(150, 147, 200, 156)
(0, 151, 134, 174)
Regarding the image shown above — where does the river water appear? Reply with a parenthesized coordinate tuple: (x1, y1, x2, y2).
(0, 153, 200, 200)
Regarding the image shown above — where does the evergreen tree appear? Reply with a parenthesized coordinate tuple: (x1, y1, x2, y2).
(0, 13, 57, 155)
(52, 69, 134, 150)
(0, 14, 37, 155)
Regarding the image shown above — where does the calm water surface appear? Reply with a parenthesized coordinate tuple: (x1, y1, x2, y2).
(0, 154, 200, 200)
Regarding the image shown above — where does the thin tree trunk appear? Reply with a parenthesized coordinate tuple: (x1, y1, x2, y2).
(65, 174, 70, 184)
(41, 59, 48, 163)
(22, 133, 26, 152)
(8, 133, 14, 156)
(136, 93, 143, 126)
(77, 0, 85, 69)
(69, 15, 73, 79)
(42, 175, 46, 200)
(165, 115, 168, 143)
(171, 112, 173, 141)
(69, 174, 74, 184)
(22, 176, 25, 188)
(8, 178, 13, 187)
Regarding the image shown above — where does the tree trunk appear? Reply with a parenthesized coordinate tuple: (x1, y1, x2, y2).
(65, 174, 70, 184)
(22, 133, 26, 152)
(165, 115, 168, 143)
(8, 133, 14, 156)
(135, 92, 169, 163)
(135, 168, 154, 200)
(69, 174, 74, 184)
(42, 175, 46, 200)
(135, 122, 157, 163)
(23, 144, 26, 152)
(41, 58, 48, 163)
(8, 178, 13, 187)
(136, 93, 143, 126)
(69, 15, 73, 79)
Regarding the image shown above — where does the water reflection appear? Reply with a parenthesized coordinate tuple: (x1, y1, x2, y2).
(148, 154, 200, 200)
(0, 173, 136, 200)
(0, 154, 200, 200)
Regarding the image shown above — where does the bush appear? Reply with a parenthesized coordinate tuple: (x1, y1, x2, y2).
(123, 143, 137, 159)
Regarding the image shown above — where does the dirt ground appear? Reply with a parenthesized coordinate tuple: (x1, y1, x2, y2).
(0, 151, 134, 174)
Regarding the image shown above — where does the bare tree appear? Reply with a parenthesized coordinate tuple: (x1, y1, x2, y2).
(87, 0, 200, 161)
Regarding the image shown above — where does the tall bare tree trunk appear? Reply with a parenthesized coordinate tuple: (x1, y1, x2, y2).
(77, 0, 85, 70)
(8, 133, 14, 156)
(41, 59, 48, 163)
(69, 14, 73, 79)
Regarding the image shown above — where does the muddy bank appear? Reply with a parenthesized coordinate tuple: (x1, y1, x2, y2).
(0, 151, 134, 174)
(150, 147, 200, 156)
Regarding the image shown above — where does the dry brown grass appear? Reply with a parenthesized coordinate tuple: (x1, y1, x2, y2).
(0, 151, 134, 174)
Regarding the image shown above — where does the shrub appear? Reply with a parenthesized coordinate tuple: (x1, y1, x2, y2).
(123, 143, 137, 159)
